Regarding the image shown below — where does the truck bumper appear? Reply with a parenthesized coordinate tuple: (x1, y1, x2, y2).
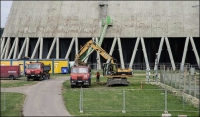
(26, 74, 41, 78)
(70, 80, 90, 86)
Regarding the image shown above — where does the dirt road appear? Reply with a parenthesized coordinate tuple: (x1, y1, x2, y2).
(1, 76, 71, 116)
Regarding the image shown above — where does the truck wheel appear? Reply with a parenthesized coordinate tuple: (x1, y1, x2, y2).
(39, 75, 42, 81)
(9, 75, 14, 80)
(48, 74, 50, 79)
(71, 85, 74, 88)
(27, 77, 30, 81)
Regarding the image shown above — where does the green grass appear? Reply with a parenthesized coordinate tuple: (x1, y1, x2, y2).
(0, 77, 39, 88)
(62, 75, 199, 116)
(1, 92, 25, 116)
(0, 74, 69, 88)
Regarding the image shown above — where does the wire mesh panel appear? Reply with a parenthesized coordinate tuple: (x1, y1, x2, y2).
(82, 88, 122, 112)
(1, 89, 6, 111)
(125, 89, 165, 111)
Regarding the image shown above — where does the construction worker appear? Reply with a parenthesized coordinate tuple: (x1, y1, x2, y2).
(96, 71, 100, 82)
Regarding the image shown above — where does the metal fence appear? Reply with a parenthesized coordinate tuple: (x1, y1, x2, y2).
(160, 65, 199, 99)
(79, 88, 199, 113)
(88, 63, 198, 70)
(1, 88, 6, 111)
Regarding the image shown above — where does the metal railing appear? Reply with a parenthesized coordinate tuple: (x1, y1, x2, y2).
(79, 88, 199, 113)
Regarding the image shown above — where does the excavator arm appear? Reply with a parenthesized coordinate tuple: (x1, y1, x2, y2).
(74, 39, 115, 66)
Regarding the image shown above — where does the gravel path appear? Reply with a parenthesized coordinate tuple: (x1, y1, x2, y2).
(1, 76, 71, 116)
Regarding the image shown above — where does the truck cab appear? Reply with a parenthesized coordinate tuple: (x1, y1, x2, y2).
(70, 66, 91, 88)
(25, 62, 51, 81)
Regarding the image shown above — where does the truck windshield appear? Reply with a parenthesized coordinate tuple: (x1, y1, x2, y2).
(71, 68, 88, 73)
(27, 64, 40, 69)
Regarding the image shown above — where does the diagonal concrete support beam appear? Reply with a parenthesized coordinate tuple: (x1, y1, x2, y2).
(96, 37, 101, 70)
(13, 37, 19, 59)
(18, 38, 27, 59)
(65, 37, 75, 59)
(106, 37, 117, 63)
(117, 37, 125, 69)
(8, 39, 16, 59)
(1, 37, 5, 53)
(31, 37, 41, 59)
(129, 37, 140, 68)
(25, 37, 30, 57)
(165, 37, 176, 70)
(4, 37, 11, 59)
(47, 37, 57, 59)
(180, 37, 190, 69)
(154, 37, 165, 70)
(190, 37, 200, 68)
(1, 37, 10, 59)
(84, 37, 95, 63)
(141, 37, 150, 70)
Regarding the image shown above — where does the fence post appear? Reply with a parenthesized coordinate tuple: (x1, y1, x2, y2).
(183, 65, 187, 92)
(189, 72, 191, 95)
(170, 67, 172, 87)
(194, 73, 196, 98)
(164, 89, 168, 113)
(163, 65, 165, 84)
(122, 89, 126, 113)
(79, 87, 83, 113)
(182, 91, 185, 110)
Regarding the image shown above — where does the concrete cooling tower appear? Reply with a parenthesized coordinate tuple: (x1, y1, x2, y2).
(1, 1, 200, 70)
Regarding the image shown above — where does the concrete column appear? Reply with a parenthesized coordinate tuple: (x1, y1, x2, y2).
(4, 37, 11, 59)
(141, 37, 150, 70)
(47, 37, 57, 59)
(75, 37, 78, 55)
(39, 37, 43, 59)
(31, 37, 41, 59)
(65, 37, 75, 59)
(154, 37, 165, 70)
(190, 37, 200, 68)
(117, 37, 125, 69)
(165, 37, 176, 70)
(13, 37, 19, 59)
(56, 37, 59, 59)
(181, 37, 190, 69)
(25, 37, 30, 57)
(96, 37, 101, 69)
(18, 38, 27, 59)
(129, 37, 140, 68)
(106, 37, 117, 63)
(8, 39, 16, 59)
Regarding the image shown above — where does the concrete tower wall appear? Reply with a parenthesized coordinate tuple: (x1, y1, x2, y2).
(3, 1, 199, 37)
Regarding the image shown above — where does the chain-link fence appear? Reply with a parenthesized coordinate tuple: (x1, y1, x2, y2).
(79, 88, 199, 113)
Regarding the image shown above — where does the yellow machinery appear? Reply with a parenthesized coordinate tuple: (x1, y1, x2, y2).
(74, 39, 133, 86)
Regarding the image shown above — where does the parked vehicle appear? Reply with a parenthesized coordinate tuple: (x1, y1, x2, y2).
(0, 65, 21, 80)
(25, 62, 51, 81)
(70, 66, 91, 88)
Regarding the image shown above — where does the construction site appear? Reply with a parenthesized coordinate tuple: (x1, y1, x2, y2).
(0, 1, 199, 116)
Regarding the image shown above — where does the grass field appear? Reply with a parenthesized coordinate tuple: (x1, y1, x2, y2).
(62, 75, 199, 116)
(1, 92, 25, 116)
(0, 74, 69, 88)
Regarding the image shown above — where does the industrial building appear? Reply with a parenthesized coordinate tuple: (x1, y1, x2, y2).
(1, 1, 199, 70)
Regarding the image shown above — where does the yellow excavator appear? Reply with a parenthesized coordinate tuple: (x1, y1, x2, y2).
(74, 39, 133, 86)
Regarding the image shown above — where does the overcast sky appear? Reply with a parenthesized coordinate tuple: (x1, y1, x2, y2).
(1, 1, 13, 28)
